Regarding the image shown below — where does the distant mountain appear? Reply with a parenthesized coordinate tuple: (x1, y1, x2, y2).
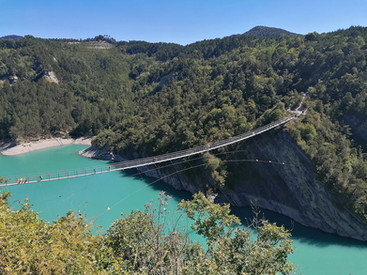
(244, 26, 301, 37)
(0, 35, 23, 41)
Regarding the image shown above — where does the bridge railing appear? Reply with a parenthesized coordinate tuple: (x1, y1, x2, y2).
(107, 115, 295, 170)
(2, 115, 295, 186)
(6, 165, 116, 185)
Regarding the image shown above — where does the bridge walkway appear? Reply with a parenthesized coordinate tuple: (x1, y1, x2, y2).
(1, 115, 297, 187)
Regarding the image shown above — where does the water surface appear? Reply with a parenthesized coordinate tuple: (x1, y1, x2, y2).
(1, 145, 367, 274)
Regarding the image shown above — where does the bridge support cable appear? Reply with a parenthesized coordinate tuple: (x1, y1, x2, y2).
(94, 156, 292, 219)
(1, 115, 296, 187)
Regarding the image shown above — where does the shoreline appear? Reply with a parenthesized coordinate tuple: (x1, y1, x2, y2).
(0, 137, 92, 156)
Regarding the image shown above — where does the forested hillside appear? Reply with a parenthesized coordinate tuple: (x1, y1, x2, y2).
(0, 36, 134, 139)
(1, 27, 367, 222)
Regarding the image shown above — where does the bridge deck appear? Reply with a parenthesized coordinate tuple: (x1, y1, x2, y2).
(1, 115, 296, 187)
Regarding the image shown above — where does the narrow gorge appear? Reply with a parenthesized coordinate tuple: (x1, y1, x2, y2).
(81, 124, 367, 241)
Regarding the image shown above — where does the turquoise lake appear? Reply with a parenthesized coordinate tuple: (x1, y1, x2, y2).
(1, 144, 367, 274)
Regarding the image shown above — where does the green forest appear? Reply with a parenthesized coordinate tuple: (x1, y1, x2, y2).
(1, 27, 367, 225)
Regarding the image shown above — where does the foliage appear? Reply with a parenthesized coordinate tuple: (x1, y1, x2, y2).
(203, 152, 227, 188)
(0, 191, 295, 274)
(178, 192, 295, 274)
(244, 26, 301, 38)
(0, 192, 120, 274)
(288, 111, 367, 219)
(104, 191, 204, 274)
(0, 36, 134, 140)
(2, 26, 367, 222)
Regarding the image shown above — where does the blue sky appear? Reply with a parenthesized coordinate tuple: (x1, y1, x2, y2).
(1, 0, 367, 45)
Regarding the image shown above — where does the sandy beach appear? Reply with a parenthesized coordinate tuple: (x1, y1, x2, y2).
(0, 137, 92, 156)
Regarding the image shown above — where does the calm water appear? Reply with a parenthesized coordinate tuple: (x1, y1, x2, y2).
(1, 145, 367, 274)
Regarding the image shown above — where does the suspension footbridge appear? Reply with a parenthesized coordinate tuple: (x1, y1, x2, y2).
(1, 114, 299, 187)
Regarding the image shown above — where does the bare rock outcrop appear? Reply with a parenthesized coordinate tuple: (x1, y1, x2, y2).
(0, 74, 18, 85)
(42, 71, 59, 84)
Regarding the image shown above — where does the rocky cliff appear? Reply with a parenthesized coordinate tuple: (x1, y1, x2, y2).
(224, 128, 367, 241)
(80, 127, 367, 241)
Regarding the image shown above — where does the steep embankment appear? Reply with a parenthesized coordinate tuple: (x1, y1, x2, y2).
(226, 128, 367, 240)
(81, 126, 367, 241)
(343, 113, 367, 151)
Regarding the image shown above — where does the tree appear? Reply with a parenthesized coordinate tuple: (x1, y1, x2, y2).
(105, 192, 295, 274)
(104, 191, 203, 274)
(0, 190, 295, 274)
(179, 192, 295, 274)
(0, 192, 120, 274)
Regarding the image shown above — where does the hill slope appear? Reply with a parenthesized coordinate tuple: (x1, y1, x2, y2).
(2, 27, 367, 239)
(0, 35, 23, 41)
(244, 26, 301, 37)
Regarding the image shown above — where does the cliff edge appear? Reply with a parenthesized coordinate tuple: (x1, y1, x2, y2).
(80, 128, 367, 241)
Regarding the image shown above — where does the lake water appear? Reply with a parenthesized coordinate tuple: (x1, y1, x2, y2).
(1, 144, 367, 274)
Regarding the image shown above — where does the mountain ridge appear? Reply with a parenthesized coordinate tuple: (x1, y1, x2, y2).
(0, 35, 24, 41)
(1, 26, 302, 46)
(2, 26, 367, 240)
(243, 26, 301, 37)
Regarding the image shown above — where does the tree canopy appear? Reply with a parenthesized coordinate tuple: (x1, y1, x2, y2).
(1, 26, 367, 222)
(0, 191, 294, 274)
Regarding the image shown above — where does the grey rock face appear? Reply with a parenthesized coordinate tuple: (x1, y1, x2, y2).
(223, 129, 367, 241)
(42, 71, 59, 84)
(80, 129, 367, 241)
